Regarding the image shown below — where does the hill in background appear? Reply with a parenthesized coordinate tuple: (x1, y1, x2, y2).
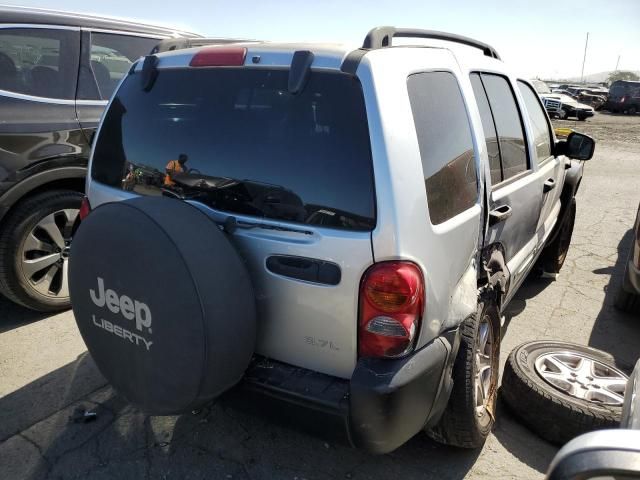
(545, 70, 640, 84)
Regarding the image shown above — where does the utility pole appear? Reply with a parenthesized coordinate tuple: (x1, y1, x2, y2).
(580, 32, 589, 84)
(615, 55, 620, 72)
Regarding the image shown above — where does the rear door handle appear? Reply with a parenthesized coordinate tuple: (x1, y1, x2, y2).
(489, 204, 512, 226)
(543, 178, 556, 193)
(266, 255, 341, 285)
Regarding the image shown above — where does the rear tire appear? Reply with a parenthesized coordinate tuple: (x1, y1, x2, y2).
(539, 198, 576, 274)
(628, 106, 638, 115)
(0, 190, 82, 312)
(428, 297, 500, 448)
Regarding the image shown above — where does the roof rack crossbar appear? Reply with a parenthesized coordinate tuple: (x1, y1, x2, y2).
(362, 26, 501, 60)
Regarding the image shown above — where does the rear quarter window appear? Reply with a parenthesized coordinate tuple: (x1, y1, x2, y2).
(91, 68, 376, 231)
(407, 71, 478, 225)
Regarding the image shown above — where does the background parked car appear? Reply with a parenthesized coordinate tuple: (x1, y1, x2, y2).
(532, 80, 595, 120)
(0, 6, 201, 311)
(606, 79, 640, 114)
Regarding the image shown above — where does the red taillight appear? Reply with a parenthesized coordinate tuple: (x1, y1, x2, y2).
(358, 262, 424, 358)
(189, 47, 247, 67)
(79, 196, 91, 221)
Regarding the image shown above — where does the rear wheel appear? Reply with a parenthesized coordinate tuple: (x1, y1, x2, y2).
(428, 298, 500, 448)
(0, 190, 82, 311)
(628, 106, 638, 115)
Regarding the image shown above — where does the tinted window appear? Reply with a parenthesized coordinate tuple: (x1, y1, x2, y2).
(480, 74, 528, 181)
(79, 33, 158, 100)
(0, 28, 78, 99)
(470, 73, 502, 184)
(407, 71, 477, 225)
(92, 68, 375, 231)
(518, 81, 552, 162)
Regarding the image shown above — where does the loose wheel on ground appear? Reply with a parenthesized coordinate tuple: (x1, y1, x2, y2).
(501, 341, 628, 445)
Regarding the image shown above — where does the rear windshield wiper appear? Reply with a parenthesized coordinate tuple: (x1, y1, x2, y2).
(164, 173, 312, 234)
(222, 216, 313, 235)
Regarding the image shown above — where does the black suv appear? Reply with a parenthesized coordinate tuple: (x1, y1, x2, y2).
(606, 80, 640, 114)
(0, 7, 201, 311)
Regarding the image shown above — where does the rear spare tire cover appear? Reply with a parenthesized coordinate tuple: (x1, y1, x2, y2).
(69, 197, 256, 415)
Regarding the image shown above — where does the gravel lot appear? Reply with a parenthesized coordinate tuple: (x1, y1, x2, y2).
(1, 112, 639, 480)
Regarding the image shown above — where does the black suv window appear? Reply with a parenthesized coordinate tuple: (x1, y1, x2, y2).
(517, 80, 552, 162)
(78, 32, 158, 101)
(92, 68, 375, 231)
(407, 71, 477, 225)
(478, 74, 528, 182)
(0, 28, 78, 99)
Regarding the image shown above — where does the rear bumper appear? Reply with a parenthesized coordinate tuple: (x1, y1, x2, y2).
(243, 330, 458, 453)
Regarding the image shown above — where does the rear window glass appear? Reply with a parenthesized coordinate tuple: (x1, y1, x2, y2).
(92, 68, 375, 231)
(407, 71, 477, 225)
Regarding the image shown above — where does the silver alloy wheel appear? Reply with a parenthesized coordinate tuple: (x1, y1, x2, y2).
(474, 314, 494, 416)
(535, 351, 628, 406)
(18, 208, 79, 299)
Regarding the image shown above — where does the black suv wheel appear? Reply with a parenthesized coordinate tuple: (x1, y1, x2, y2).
(0, 190, 82, 312)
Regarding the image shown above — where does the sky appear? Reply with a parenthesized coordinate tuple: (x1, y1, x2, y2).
(7, 0, 640, 79)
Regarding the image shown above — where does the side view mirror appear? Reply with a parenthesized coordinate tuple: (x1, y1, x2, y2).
(555, 132, 596, 160)
(546, 430, 640, 480)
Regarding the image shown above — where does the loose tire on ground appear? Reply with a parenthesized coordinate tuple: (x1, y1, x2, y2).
(501, 341, 627, 445)
(539, 198, 576, 274)
(69, 196, 256, 415)
(0, 190, 82, 312)
(428, 297, 500, 448)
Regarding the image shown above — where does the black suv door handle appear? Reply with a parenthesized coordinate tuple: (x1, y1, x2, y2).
(489, 204, 512, 226)
(543, 178, 556, 193)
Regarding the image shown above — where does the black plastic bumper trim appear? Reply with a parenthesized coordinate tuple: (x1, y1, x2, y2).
(243, 330, 456, 454)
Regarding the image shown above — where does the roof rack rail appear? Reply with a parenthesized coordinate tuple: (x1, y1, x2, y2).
(362, 26, 501, 60)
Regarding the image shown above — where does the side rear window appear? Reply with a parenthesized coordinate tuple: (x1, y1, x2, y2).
(517, 80, 552, 162)
(0, 28, 78, 99)
(479, 74, 529, 181)
(470, 73, 502, 184)
(407, 71, 477, 225)
(92, 68, 376, 231)
(78, 32, 158, 101)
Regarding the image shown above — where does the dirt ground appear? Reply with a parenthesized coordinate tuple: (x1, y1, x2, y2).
(1, 112, 639, 480)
